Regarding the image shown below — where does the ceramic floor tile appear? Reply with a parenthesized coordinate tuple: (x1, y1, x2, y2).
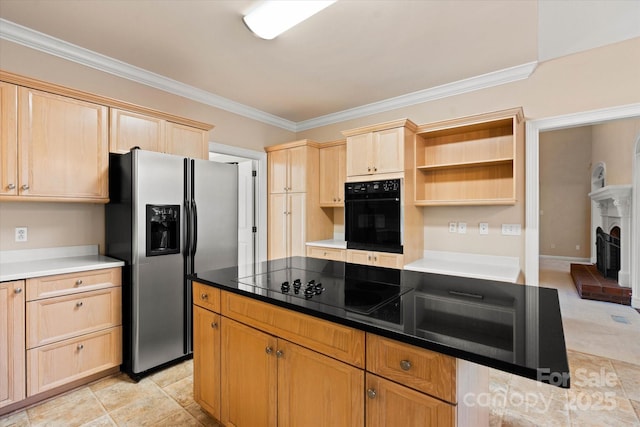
(0, 410, 30, 427)
(27, 387, 107, 427)
(92, 377, 164, 412)
(79, 415, 116, 427)
(107, 392, 183, 427)
(613, 360, 640, 402)
(568, 393, 640, 426)
(156, 408, 204, 427)
(148, 360, 193, 388)
(184, 402, 222, 427)
(500, 397, 569, 427)
(631, 399, 640, 419)
(163, 376, 195, 408)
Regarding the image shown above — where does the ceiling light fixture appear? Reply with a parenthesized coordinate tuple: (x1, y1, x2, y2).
(243, 0, 337, 40)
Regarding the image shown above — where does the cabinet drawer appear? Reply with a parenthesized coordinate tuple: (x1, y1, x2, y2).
(306, 246, 346, 261)
(222, 291, 365, 368)
(366, 334, 456, 403)
(26, 268, 121, 301)
(27, 287, 122, 349)
(193, 281, 220, 312)
(27, 326, 122, 396)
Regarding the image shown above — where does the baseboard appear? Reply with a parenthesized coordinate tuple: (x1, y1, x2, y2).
(632, 296, 640, 310)
(539, 255, 591, 264)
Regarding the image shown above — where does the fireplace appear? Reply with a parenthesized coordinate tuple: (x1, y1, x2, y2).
(596, 226, 620, 280)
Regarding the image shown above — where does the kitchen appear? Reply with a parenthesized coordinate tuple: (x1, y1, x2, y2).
(1, 1, 640, 426)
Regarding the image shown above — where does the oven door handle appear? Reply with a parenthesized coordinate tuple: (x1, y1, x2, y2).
(345, 197, 400, 203)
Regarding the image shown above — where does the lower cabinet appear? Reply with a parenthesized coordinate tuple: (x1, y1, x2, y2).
(0, 280, 26, 409)
(306, 246, 346, 261)
(346, 249, 404, 269)
(193, 305, 221, 420)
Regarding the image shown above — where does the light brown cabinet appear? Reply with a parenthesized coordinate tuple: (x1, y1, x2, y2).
(346, 249, 404, 269)
(266, 140, 333, 260)
(319, 140, 346, 206)
(343, 122, 416, 178)
(193, 305, 221, 419)
(306, 246, 346, 262)
(1, 86, 109, 202)
(25, 268, 122, 396)
(414, 108, 523, 205)
(110, 108, 209, 159)
(0, 280, 26, 409)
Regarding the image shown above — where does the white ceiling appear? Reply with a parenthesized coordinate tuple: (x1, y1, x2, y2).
(0, 0, 638, 131)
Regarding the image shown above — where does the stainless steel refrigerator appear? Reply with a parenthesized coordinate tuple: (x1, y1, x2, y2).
(105, 149, 238, 379)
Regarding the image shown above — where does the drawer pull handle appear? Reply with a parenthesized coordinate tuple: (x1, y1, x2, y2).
(77, 344, 84, 350)
(14, 287, 22, 294)
(265, 346, 273, 355)
(367, 388, 377, 399)
(75, 279, 83, 286)
(201, 293, 208, 300)
(7, 183, 15, 190)
(211, 322, 218, 329)
(276, 350, 284, 358)
(400, 360, 412, 371)
(21, 184, 29, 190)
(76, 301, 84, 307)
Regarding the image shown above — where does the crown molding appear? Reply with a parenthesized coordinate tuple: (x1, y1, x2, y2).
(0, 18, 297, 132)
(296, 61, 537, 131)
(1, 18, 537, 133)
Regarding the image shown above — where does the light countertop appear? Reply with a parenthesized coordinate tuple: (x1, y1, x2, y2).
(305, 239, 347, 249)
(0, 245, 124, 282)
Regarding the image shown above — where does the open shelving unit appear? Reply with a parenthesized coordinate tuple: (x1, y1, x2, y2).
(414, 108, 524, 206)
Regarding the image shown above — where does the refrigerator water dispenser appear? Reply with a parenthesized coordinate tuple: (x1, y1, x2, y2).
(146, 204, 180, 256)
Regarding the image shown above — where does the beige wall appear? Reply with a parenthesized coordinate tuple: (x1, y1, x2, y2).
(591, 118, 640, 185)
(539, 127, 593, 258)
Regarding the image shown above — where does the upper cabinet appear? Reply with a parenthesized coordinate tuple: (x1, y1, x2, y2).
(343, 120, 417, 179)
(267, 142, 312, 194)
(0, 86, 109, 203)
(414, 108, 523, 206)
(110, 109, 209, 159)
(319, 140, 346, 207)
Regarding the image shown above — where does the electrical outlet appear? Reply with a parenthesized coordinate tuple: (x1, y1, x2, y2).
(449, 222, 457, 233)
(501, 224, 521, 236)
(458, 222, 467, 234)
(479, 222, 489, 235)
(15, 227, 28, 242)
(576, 245, 581, 251)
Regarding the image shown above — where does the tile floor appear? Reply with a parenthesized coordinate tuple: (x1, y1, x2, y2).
(2, 263, 639, 426)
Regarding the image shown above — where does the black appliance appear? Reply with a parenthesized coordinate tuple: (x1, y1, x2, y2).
(345, 179, 402, 253)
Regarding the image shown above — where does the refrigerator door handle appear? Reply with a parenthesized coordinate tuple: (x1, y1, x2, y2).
(191, 199, 198, 257)
(184, 198, 191, 254)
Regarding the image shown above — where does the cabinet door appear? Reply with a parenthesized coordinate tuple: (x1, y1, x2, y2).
(319, 144, 346, 206)
(288, 193, 306, 257)
(373, 252, 404, 269)
(19, 88, 109, 200)
(346, 250, 372, 265)
(346, 133, 373, 177)
(268, 193, 288, 260)
(110, 108, 165, 154)
(193, 305, 220, 419)
(373, 128, 404, 174)
(278, 340, 364, 427)
(0, 280, 25, 408)
(269, 149, 289, 194)
(287, 146, 307, 193)
(221, 318, 277, 427)
(366, 374, 454, 427)
(0, 82, 18, 196)
(165, 122, 208, 159)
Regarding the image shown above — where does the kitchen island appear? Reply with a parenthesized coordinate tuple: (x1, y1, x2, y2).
(189, 257, 569, 427)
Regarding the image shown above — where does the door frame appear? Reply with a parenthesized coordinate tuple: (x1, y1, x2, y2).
(209, 142, 268, 263)
(525, 103, 640, 307)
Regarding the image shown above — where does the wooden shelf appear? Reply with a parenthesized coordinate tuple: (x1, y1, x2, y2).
(413, 108, 523, 206)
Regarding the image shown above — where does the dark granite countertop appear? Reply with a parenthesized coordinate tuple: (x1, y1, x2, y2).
(189, 257, 570, 388)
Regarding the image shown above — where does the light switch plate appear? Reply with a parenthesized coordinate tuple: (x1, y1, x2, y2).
(458, 222, 467, 234)
(449, 222, 457, 233)
(501, 224, 521, 236)
(479, 222, 489, 235)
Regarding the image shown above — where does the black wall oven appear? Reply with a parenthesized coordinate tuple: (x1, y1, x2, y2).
(345, 179, 402, 254)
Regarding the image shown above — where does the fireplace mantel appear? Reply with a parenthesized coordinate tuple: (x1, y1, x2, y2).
(589, 184, 632, 287)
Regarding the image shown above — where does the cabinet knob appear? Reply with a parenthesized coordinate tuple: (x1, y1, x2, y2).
(14, 287, 22, 294)
(76, 301, 84, 307)
(367, 167, 371, 172)
(7, 183, 15, 190)
(75, 279, 83, 286)
(276, 350, 284, 358)
(400, 360, 412, 371)
(284, 187, 287, 191)
(368, 255, 372, 261)
(21, 184, 29, 191)
(77, 344, 84, 350)
(374, 167, 377, 172)
(201, 293, 208, 300)
(265, 346, 274, 355)
(211, 322, 218, 329)
(374, 256, 378, 262)
(367, 388, 377, 399)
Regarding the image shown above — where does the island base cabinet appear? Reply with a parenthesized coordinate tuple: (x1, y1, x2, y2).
(366, 374, 454, 427)
(193, 305, 221, 420)
(221, 317, 277, 427)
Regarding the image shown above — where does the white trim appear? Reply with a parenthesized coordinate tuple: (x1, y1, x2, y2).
(525, 103, 640, 287)
(633, 134, 640, 307)
(296, 62, 538, 131)
(209, 142, 268, 263)
(1, 18, 536, 132)
(0, 19, 297, 132)
(539, 255, 591, 263)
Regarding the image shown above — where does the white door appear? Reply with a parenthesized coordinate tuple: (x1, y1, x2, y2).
(238, 160, 255, 270)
